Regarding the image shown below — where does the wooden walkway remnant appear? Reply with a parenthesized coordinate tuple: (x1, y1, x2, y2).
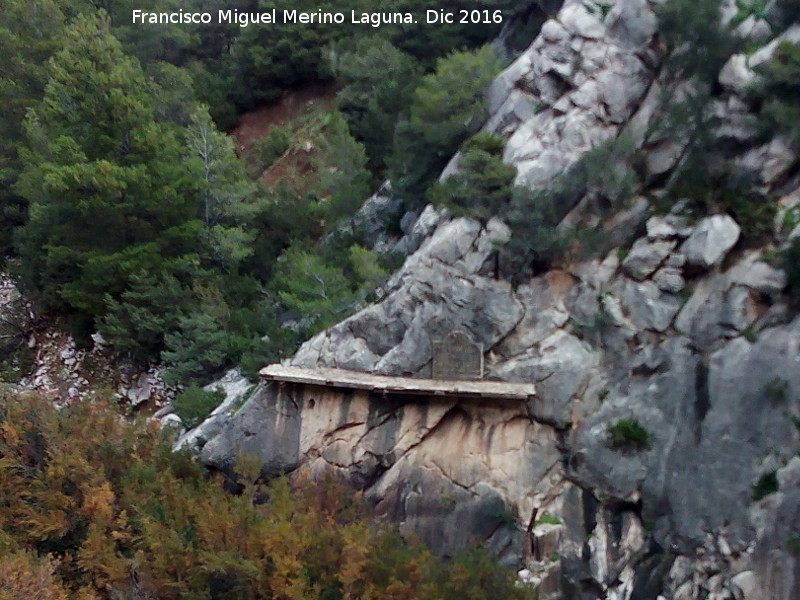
(259, 365, 535, 401)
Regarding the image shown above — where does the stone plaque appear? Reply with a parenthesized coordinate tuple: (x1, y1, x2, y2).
(431, 329, 483, 380)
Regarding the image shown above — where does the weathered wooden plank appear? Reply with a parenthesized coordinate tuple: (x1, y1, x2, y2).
(259, 365, 535, 400)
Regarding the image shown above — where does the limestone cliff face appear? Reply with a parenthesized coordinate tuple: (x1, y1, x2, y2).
(185, 1, 800, 599)
(198, 380, 556, 565)
(483, 0, 659, 188)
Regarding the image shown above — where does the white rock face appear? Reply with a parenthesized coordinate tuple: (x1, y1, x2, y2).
(730, 571, 757, 600)
(719, 54, 756, 94)
(476, 0, 659, 188)
(205, 368, 256, 416)
(653, 266, 686, 293)
(622, 239, 677, 280)
(199, 379, 563, 564)
(681, 215, 742, 269)
(159, 413, 184, 431)
(622, 280, 682, 332)
(739, 137, 797, 186)
(748, 23, 800, 68)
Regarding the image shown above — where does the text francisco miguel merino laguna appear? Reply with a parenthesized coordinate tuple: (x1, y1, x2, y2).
(131, 8, 504, 27)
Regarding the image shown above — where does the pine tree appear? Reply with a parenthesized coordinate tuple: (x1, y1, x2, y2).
(184, 106, 258, 270)
(272, 247, 355, 337)
(408, 45, 501, 151)
(754, 41, 800, 149)
(334, 37, 421, 172)
(98, 271, 195, 356)
(230, 0, 342, 109)
(311, 112, 372, 223)
(14, 14, 202, 340)
(429, 134, 517, 221)
(388, 45, 501, 202)
(656, 0, 739, 85)
(161, 312, 233, 384)
(0, 0, 65, 259)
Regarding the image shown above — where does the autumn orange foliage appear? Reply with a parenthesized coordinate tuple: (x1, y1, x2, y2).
(0, 392, 533, 600)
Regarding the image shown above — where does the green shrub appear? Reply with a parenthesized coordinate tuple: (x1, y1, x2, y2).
(764, 377, 790, 403)
(567, 226, 613, 262)
(259, 127, 291, 169)
(537, 513, 562, 526)
(504, 186, 571, 276)
(607, 418, 653, 451)
(501, 134, 643, 275)
(172, 385, 225, 429)
(408, 45, 501, 150)
(782, 207, 800, 233)
(0, 346, 34, 385)
(462, 132, 506, 156)
(719, 187, 776, 242)
(349, 245, 388, 291)
(482, 495, 517, 528)
(386, 120, 446, 203)
(428, 140, 516, 220)
(788, 534, 800, 557)
(570, 310, 612, 344)
(732, 0, 768, 26)
(671, 157, 773, 243)
(378, 249, 406, 274)
(753, 42, 800, 149)
(713, 172, 778, 242)
(572, 134, 640, 208)
(752, 470, 779, 501)
(0, 289, 31, 367)
(438, 493, 458, 510)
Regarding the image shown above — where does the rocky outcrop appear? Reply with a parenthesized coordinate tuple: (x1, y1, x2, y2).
(198, 379, 553, 565)
(291, 217, 523, 376)
(680, 215, 741, 270)
(0, 272, 174, 408)
(478, 0, 660, 188)
(189, 2, 800, 599)
(193, 195, 799, 598)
